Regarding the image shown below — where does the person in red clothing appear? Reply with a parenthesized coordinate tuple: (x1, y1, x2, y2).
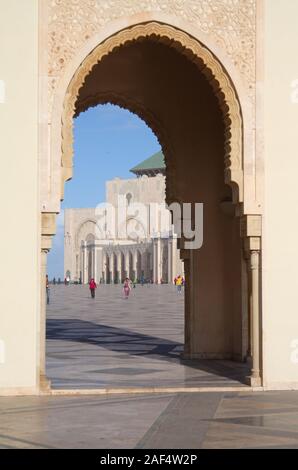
(89, 278, 97, 298)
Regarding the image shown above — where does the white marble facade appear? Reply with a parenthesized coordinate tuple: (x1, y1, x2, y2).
(64, 173, 183, 284)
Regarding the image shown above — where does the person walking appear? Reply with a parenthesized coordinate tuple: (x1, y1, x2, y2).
(89, 278, 97, 298)
(176, 274, 183, 294)
(123, 277, 132, 299)
(46, 274, 50, 305)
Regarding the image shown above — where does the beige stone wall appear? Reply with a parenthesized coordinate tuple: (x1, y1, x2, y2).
(0, 0, 39, 393)
(262, 0, 298, 389)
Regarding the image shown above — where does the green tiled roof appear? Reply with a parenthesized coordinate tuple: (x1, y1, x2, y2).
(130, 151, 165, 175)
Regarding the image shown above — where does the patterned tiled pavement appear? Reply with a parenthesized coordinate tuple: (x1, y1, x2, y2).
(1, 287, 298, 448)
(46, 284, 249, 389)
(2, 392, 298, 448)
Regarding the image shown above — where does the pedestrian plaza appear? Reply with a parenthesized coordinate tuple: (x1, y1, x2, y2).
(1, 285, 298, 449)
(46, 285, 248, 390)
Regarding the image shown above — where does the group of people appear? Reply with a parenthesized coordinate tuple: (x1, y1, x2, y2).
(88, 275, 185, 299)
(46, 274, 185, 305)
(50, 277, 71, 285)
(88, 277, 132, 299)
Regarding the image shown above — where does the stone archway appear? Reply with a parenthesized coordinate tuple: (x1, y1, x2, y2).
(73, 220, 97, 284)
(42, 21, 262, 391)
(60, 22, 243, 205)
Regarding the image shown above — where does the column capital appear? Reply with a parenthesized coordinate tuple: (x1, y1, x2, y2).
(41, 212, 57, 253)
(41, 212, 57, 236)
(250, 250, 260, 271)
(243, 236, 261, 254)
(240, 215, 262, 238)
(41, 235, 53, 252)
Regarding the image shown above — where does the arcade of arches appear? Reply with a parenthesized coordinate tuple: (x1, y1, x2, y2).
(40, 22, 262, 391)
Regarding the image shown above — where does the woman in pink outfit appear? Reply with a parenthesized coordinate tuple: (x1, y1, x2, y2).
(123, 277, 131, 299)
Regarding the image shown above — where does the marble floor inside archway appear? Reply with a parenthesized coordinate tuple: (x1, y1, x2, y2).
(46, 285, 249, 390)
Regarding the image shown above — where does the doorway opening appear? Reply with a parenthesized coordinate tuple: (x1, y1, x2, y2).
(44, 22, 255, 392)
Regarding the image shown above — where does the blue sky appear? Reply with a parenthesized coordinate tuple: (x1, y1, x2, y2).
(47, 104, 161, 279)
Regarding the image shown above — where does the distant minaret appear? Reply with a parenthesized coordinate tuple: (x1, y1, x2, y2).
(130, 150, 165, 177)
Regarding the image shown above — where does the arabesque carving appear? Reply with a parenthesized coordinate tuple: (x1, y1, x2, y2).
(48, 0, 255, 102)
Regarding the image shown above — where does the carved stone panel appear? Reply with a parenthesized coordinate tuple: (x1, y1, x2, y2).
(47, 0, 256, 104)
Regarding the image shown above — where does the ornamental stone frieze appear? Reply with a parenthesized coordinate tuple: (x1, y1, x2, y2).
(47, 0, 256, 107)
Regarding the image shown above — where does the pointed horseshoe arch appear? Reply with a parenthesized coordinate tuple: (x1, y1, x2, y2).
(60, 22, 243, 205)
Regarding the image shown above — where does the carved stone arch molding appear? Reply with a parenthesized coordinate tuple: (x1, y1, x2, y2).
(61, 22, 244, 205)
(75, 219, 97, 249)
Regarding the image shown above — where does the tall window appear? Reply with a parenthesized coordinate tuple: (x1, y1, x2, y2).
(126, 193, 132, 206)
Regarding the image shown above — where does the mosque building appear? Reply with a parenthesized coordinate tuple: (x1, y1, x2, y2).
(64, 151, 184, 284)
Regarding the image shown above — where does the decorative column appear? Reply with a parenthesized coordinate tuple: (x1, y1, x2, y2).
(167, 233, 177, 284)
(180, 247, 191, 357)
(91, 247, 95, 279)
(250, 247, 261, 384)
(172, 236, 177, 281)
(243, 249, 252, 364)
(241, 215, 262, 387)
(132, 250, 137, 281)
(141, 251, 147, 279)
(75, 253, 79, 281)
(117, 252, 122, 284)
(149, 248, 153, 281)
(109, 253, 114, 284)
(156, 236, 161, 284)
(124, 251, 129, 279)
(40, 212, 56, 392)
(152, 239, 157, 283)
(94, 247, 97, 283)
(82, 244, 85, 283)
(102, 251, 107, 283)
(83, 241, 88, 284)
(80, 245, 84, 283)
(40, 246, 50, 391)
(168, 238, 172, 284)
